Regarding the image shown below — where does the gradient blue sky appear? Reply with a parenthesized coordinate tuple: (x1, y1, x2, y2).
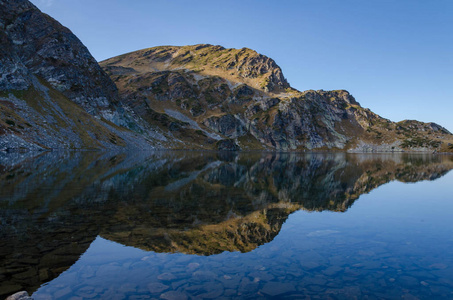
(30, 0, 453, 131)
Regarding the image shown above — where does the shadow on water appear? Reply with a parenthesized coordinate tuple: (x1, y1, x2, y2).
(0, 151, 452, 298)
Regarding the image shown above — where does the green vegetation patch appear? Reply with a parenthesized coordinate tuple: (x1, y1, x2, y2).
(401, 137, 441, 149)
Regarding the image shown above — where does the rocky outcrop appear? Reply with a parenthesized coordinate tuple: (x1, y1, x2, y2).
(203, 114, 246, 138)
(102, 46, 453, 152)
(216, 139, 241, 151)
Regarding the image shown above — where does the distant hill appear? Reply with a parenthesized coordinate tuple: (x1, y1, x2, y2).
(101, 45, 453, 152)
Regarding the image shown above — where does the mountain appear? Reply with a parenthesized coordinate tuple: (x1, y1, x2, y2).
(1, 0, 451, 152)
(0, 0, 170, 150)
(101, 45, 453, 152)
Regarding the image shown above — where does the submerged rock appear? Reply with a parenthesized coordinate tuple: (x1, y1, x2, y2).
(6, 291, 32, 300)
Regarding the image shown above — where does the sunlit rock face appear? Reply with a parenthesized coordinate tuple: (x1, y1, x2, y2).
(1, 151, 452, 297)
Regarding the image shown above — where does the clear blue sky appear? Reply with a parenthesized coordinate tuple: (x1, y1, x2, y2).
(30, 0, 453, 132)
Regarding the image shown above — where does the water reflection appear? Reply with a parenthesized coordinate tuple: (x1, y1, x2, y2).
(0, 151, 452, 298)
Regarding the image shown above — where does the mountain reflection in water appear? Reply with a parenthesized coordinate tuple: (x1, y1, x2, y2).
(0, 151, 452, 298)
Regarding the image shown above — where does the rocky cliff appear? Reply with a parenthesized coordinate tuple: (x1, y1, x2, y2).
(0, 0, 170, 150)
(101, 45, 453, 152)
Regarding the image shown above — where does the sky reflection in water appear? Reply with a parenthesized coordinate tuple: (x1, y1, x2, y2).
(1, 151, 452, 299)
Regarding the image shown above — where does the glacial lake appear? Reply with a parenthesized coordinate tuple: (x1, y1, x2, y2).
(1, 151, 453, 299)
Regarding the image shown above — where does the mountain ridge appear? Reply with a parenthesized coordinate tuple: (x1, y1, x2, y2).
(0, 0, 451, 152)
(100, 44, 453, 152)
(102, 44, 290, 94)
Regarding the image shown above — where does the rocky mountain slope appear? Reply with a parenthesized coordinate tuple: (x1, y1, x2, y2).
(101, 45, 453, 152)
(0, 0, 170, 150)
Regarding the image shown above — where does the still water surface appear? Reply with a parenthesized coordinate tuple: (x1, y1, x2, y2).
(1, 151, 453, 299)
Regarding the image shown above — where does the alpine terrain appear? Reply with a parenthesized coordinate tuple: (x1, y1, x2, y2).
(1, 0, 452, 152)
(101, 45, 453, 152)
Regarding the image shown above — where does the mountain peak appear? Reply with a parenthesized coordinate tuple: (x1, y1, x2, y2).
(100, 44, 453, 152)
(102, 44, 290, 94)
